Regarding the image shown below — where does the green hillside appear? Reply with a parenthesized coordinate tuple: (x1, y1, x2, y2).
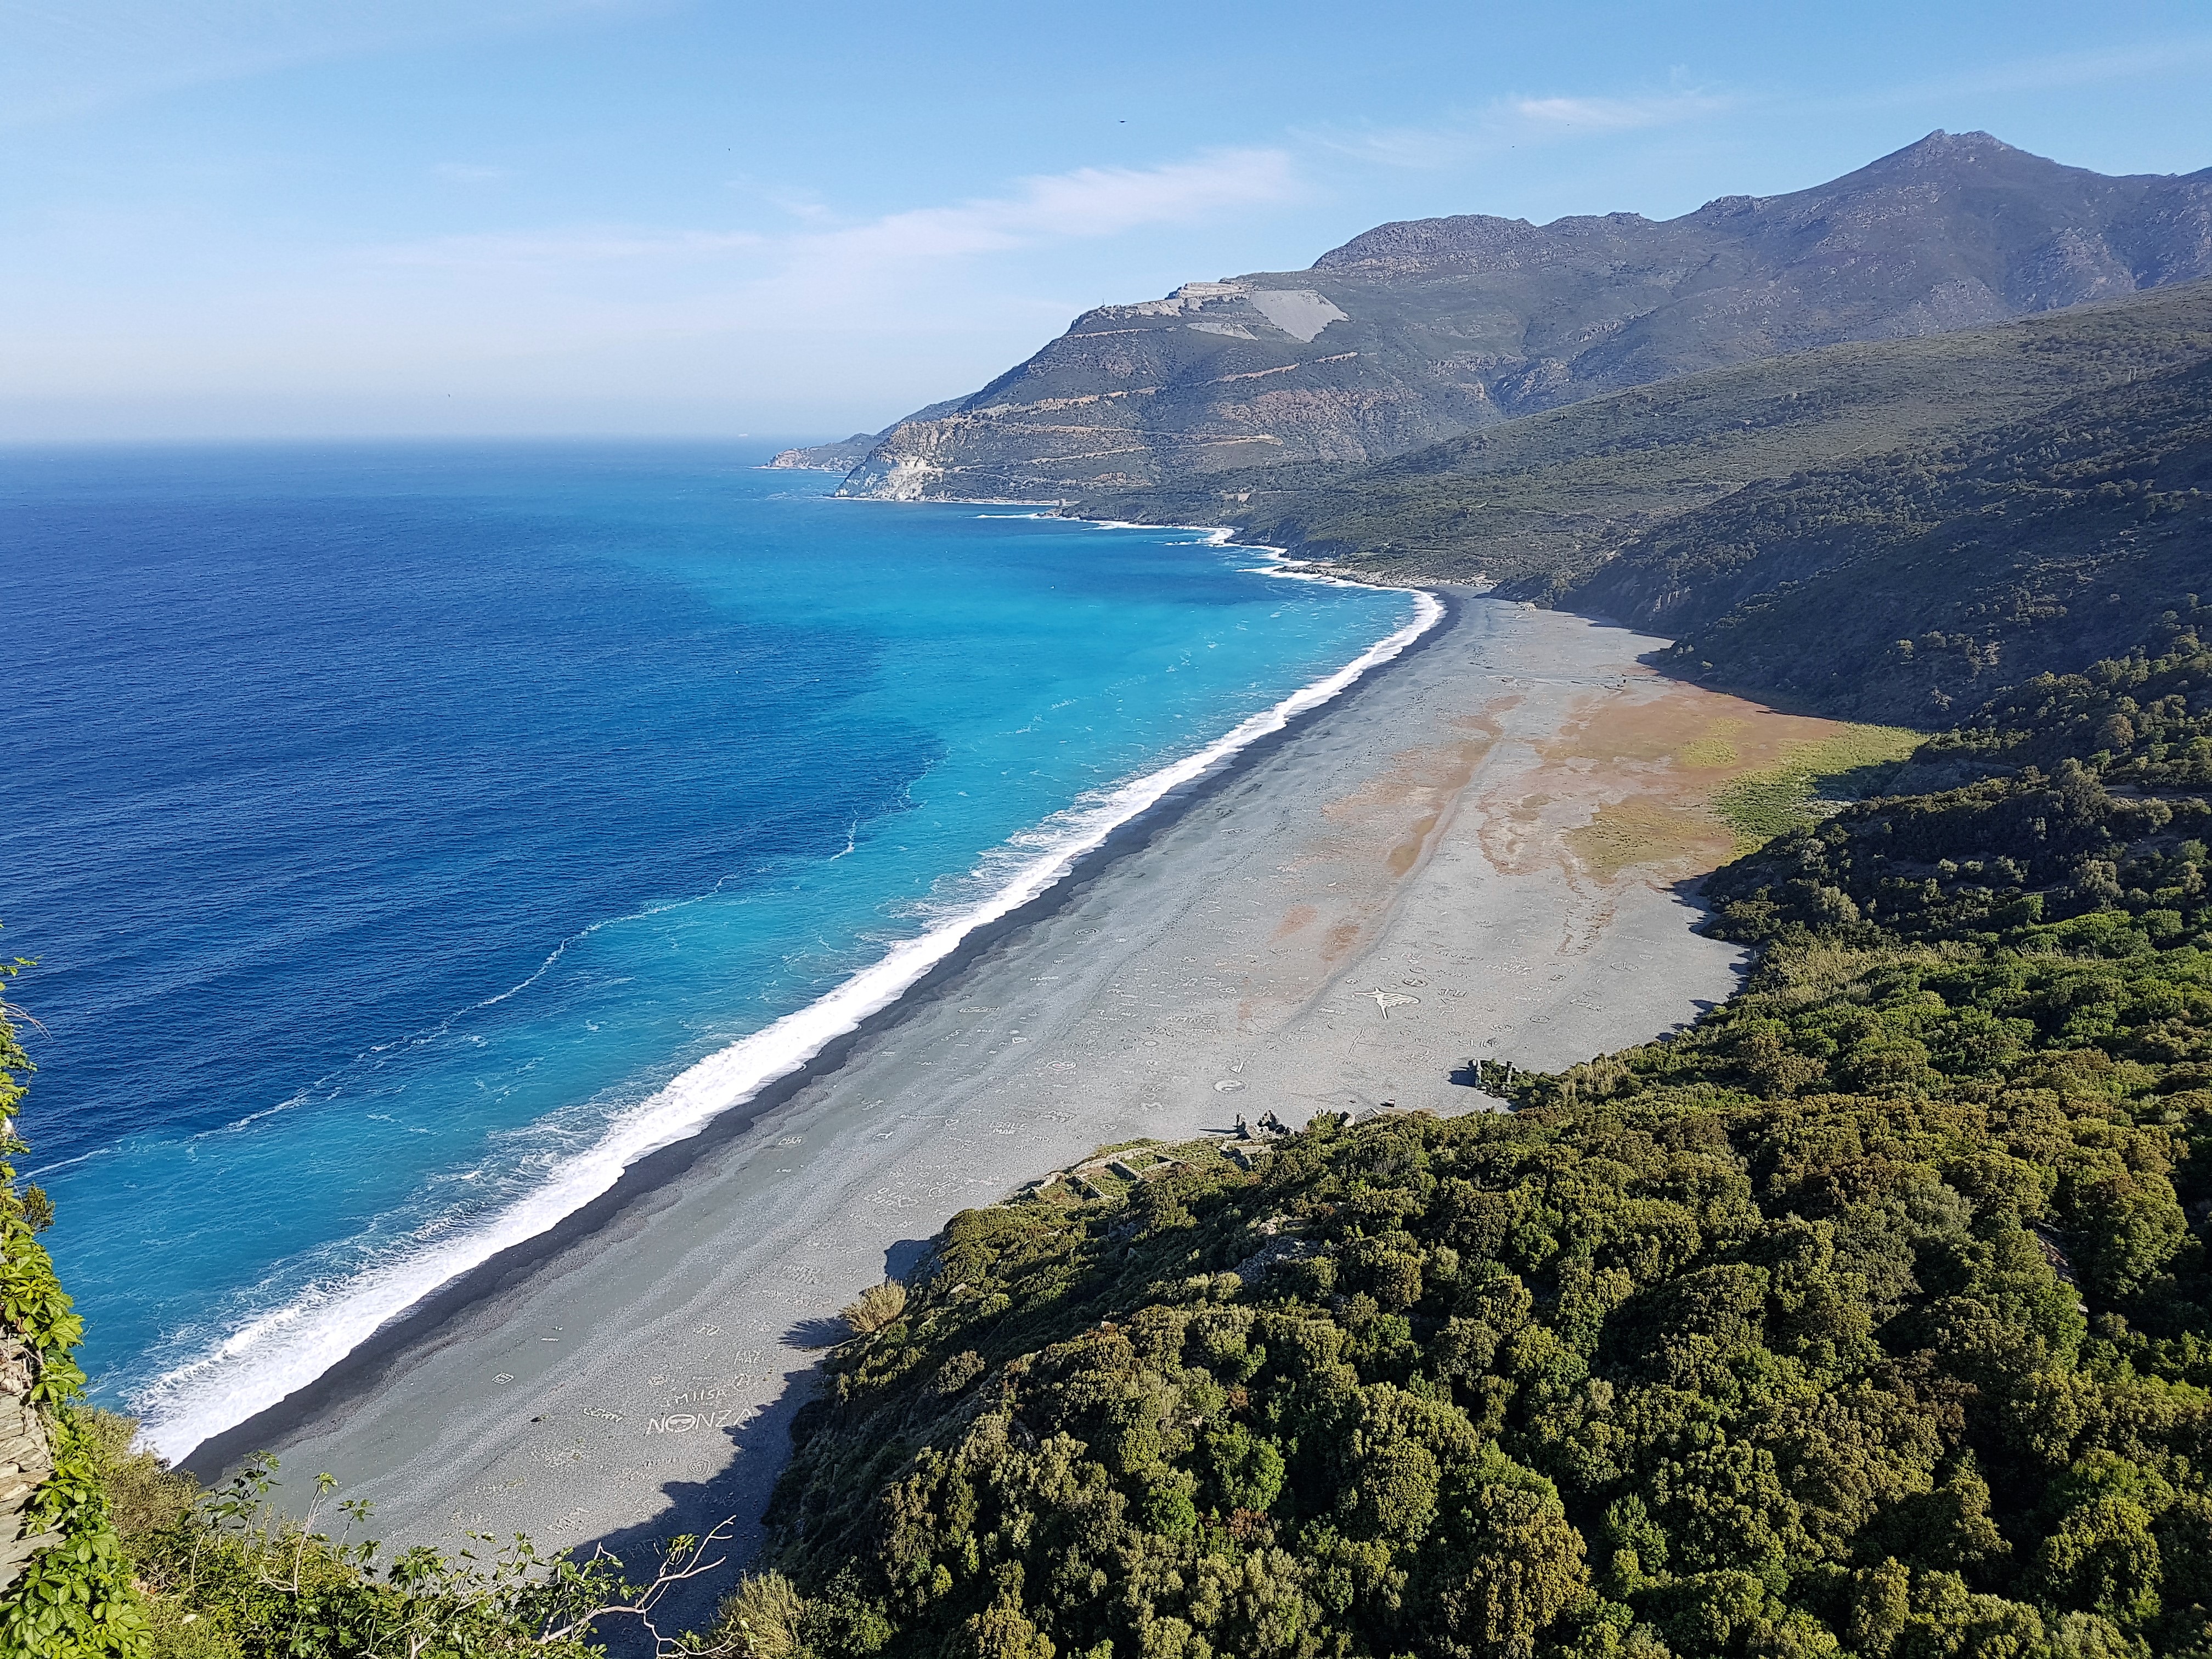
(1577, 355, 2212, 725)
(0, 960, 143, 1658)
(725, 619, 2212, 1659)
(1074, 280, 2212, 604)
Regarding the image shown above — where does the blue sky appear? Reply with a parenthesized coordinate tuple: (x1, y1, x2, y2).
(8, 0, 2212, 442)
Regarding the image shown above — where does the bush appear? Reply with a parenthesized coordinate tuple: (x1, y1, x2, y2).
(840, 1281, 907, 1335)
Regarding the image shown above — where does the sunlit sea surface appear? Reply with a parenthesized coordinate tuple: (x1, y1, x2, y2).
(1, 442, 1420, 1455)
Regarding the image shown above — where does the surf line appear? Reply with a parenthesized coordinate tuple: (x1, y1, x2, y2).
(140, 584, 1445, 1462)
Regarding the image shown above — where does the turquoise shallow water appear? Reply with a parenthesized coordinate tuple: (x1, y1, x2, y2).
(0, 442, 1419, 1455)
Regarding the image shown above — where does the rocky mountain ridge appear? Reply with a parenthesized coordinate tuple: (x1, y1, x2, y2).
(803, 132, 2212, 501)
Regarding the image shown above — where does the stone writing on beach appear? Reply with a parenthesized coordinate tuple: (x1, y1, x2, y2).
(645, 1406, 754, 1435)
(664, 1367, 768, 1406)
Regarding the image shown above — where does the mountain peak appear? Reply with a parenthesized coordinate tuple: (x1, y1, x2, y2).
(834, 134, 2212, 503)
(1908, 128, 2006, 152)
(1878, 128, 2023, 167)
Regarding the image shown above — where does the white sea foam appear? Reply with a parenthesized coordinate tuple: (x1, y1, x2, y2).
(139, 582, 1444, 1462)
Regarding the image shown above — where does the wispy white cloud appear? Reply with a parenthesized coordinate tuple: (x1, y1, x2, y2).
(1843, 35, 2212, 107)
(1304, 87, 1735, 171)
(370, 147, 1298, 285)
(381, 228, 763, 267)
(753, 188, 838, 225)
(149, 143, 1308, 430)
(789, 148, 1299, 268)
(1301, 32, 2212, 179)
(2, 0, 646, 127)
(1301, 38, 2212, 182)
(1506, 92, 1735, 133)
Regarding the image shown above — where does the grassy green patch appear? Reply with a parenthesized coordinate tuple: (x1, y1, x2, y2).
(1709, 723, 1921, 851)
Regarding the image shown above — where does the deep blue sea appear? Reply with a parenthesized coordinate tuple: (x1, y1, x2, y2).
(1, 442, 1423, 1457)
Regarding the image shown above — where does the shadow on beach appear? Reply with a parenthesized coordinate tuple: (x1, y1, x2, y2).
(584, 1234, 939, 1654)
(581, 1359, 821, 1657)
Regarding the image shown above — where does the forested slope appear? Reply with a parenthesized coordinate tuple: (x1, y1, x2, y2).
(1585, 355, 2212, 724)
(729, 619, 2212, 1659)
(1071, 280, 2212, 596)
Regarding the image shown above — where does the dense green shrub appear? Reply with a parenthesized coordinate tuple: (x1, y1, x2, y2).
(105, 1447, 731, 1658)
(1620, 354, 2212, 722)
(0, 953, 146, 1659)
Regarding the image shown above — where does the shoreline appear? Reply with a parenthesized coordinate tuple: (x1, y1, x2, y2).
(179, 592, 1836, 1583)
(176, 575, 1448, 1474)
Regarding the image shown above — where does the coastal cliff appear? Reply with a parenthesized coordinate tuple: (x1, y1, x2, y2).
(0, 974, 142, 1654)
(831, 132, 2212, 503)
(769, 432, 878, 472)
(1063, 275, 2212, 728)
(776, 397, 968, 476)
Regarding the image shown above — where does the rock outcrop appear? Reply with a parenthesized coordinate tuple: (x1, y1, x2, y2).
(769, 432, 879, 471)
(0, 1339, 59, 1593)
(773, 398, 968, 475)
(833, 132, 2212, 502)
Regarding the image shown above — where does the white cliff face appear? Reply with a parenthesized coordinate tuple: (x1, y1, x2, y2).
(1101, 282, 1348, 342)
(1245, 289, 1349, 342)
(848, 453, 946, 501)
